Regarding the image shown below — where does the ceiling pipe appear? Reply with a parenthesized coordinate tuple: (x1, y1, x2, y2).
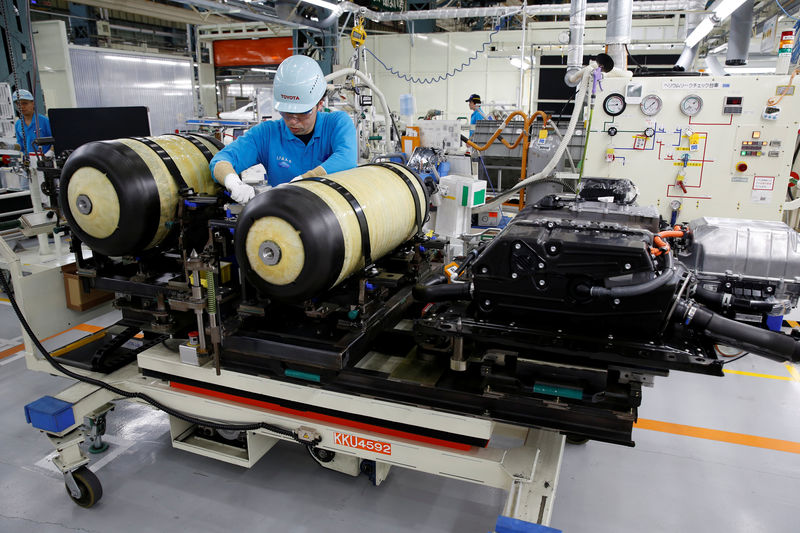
(674, 0, 708, 71)
(341, 1, 692, 22)
(605, 0, 633, 72)
(725, 0, 754, 65)
(564, 0, 587, 87)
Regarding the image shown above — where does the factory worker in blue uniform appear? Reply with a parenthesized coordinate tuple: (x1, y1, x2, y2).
(13, 89, 52, 154)
(211, 55, 358, 204)
(466, 93, 486, 138)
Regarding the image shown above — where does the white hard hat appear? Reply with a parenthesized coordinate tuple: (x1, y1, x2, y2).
(12, 89, 34, 102)
(273, 55, 326, 113)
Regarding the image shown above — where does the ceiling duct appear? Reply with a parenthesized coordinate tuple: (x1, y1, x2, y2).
(274, 0, 342, 29)
(340, 1, 692, 22)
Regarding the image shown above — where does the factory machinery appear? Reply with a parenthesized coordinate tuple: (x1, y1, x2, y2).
(4, 127, 799, 527)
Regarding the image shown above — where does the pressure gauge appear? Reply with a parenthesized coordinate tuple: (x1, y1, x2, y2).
(680, 94, 703, 116)
(603, 93, 626, 116)
(640, 94, 662, 116)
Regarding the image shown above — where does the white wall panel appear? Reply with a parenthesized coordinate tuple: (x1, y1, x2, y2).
(69, 47, 193, 135)
(33, 21, 77, 110)
(339, 20, 684, 123)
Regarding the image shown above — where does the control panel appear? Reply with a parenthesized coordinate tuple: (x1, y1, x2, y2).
(583, 75, 800, 222)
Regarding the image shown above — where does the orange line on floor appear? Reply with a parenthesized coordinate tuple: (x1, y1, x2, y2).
(635, 418, 800, 455)
(0, 323, 105, 360)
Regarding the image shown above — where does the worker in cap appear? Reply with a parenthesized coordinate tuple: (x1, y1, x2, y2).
(211, 55, 357, 204)
(466, 94, 486, 138)
(12, 89, 52, 154)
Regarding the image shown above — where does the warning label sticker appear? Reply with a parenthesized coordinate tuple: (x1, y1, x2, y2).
(752, 176, 775, 190)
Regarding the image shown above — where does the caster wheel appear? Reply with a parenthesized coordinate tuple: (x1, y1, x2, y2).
(312, 448, 335, 463)
(565, 434, 589, 445)
(65, 466, 103, 508)
(88, 442, 109, 454)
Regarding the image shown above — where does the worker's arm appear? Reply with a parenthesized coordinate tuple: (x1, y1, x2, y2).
(319, 113, 358, 175)
(209, 123, 266, 182)
(209, 124, 272, 203)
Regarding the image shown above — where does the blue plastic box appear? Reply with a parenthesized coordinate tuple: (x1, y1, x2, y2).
(24, 396, 75, 433)
(494, 516, 562, 533)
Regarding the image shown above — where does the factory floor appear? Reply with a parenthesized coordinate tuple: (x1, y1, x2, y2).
(1, 288, 799, 532)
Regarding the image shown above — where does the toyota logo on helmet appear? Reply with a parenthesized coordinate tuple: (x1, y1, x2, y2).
(273, 55, 326, 114)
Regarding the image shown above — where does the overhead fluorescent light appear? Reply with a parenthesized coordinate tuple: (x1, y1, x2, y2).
(251, 68, 277, 73)
(104, 54, 142, 63)
(145, 58, 188, 66)
(300, 0, 342, 15)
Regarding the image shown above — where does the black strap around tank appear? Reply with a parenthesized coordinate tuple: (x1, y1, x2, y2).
(367, 163, 422, 236)
(168, 134, 215, 162)
(130, 137, 193, 194)
(302, 177, 372, 267)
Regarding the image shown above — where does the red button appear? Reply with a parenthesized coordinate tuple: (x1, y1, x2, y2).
(736, 162, 747, 172)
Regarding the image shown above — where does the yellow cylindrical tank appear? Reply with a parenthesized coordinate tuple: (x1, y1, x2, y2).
(59, 134, 222, 256)
(235, 162, 428, 302)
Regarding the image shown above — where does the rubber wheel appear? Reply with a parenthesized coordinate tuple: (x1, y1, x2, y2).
(565, 434, 589, 445)
(66, 466, 103, 508)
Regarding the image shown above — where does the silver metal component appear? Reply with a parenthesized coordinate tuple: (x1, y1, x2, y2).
(564, 0, 587, 87)
(64, 471, 81, 499)
(606, 0, 633, 70)
(481, 267, 488, 274)
(613, 298, 621, 305)
(538, 262, 545, 269)
(624, 263, 631, 270)
(680, 218, 800, 306)
(549, 246, 557, 253)
(484, 299, 491, 306)
(75, 194, 93, 215)
(538, 279, 546, 286)
(515, 243, 522, 250)
(511, 273, 518, 279)
(259, 240, 282, 266)
(451, 335, 467, 372)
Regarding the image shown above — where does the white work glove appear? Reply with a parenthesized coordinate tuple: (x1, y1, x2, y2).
(224, 173, 255, 204)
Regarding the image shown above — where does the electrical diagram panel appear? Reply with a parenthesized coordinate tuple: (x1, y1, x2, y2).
(583, 75, 800, 222)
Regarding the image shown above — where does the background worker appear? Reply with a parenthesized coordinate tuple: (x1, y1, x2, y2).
(211, 55, 358, 204)
(466, 93, 486, 137)
(13, 89, 52, 154)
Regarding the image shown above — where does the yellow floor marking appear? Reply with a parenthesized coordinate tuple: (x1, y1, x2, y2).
(723, 369, 792, 381)
(784, 363, 800, 382)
